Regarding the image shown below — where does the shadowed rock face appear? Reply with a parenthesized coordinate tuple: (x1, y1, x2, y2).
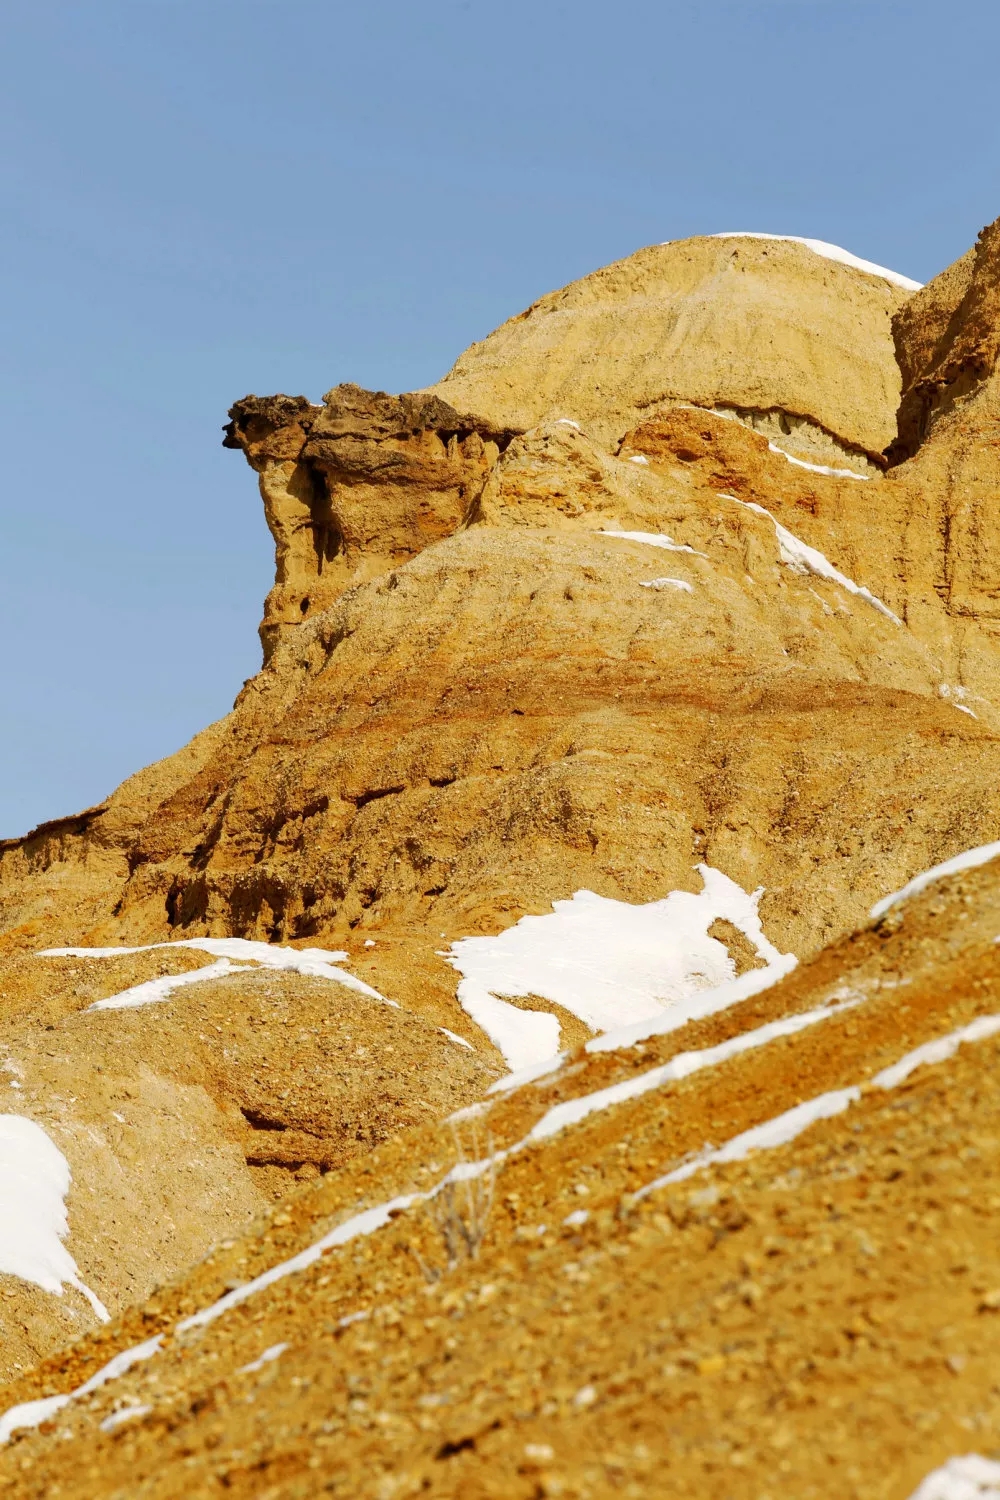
(224, 385, 516, 660)
(887, 216, 1000, 464)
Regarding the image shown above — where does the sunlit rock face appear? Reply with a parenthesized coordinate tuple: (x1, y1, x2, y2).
(6, 225, 1000, 1500)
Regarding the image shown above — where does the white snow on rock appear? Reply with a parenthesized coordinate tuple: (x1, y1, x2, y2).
(599, 528, 706, 557)
(636, 1008, 1000, 1202)
(238, 1342, 288, 1375)
(0, 1115, 108, 1321)
(640, 577, 694, 593)
(707, 233, 923, 291)
(11, 994, 1000, 1447)
(870, 840, 1000, 920)
(872, 1014, 1000, 1091)
(767, 441, 871, 481)
(636, 1086, 862, 1197)
(87, 957, 236, 1011)
(0, 1334, 161, 1443)
(721, 493, 901, 623)
(100, 1404, 152, 1433)
(488, 1054, 569, 1095)
(40, 938, 392, 1009)
(444, 865, 796, 1070)
(527, 999, 857, 1143)
(939, 684, 978, 719)
(439, 1027, 475, 1051)
(906, 1454, 1000, 1499)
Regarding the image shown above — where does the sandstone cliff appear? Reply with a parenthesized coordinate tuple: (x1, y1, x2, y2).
(3, 225, 1000, 1500)
(223, 386, 515, 661)
(421, 234, 913, 468)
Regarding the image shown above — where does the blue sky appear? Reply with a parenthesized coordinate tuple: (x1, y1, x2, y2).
(2, 0, 998, 837)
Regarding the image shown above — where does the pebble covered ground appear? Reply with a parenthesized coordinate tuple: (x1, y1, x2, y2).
(3, 862, 1000, 1497)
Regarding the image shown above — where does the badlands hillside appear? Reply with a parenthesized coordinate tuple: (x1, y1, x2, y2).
(2, 222, 1000, 1497)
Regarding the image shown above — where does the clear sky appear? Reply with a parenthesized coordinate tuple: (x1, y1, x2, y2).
(2, 0, 998, 837)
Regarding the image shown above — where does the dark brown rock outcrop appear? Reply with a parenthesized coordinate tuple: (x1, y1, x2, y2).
(224, 384, 516, 660)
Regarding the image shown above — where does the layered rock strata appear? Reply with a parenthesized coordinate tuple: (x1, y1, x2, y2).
(421, 234, 913, 468)
(224, 385, 514, 660)
(3, 225, 1000, 1407)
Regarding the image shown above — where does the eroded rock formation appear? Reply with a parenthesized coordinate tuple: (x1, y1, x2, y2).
(421, 234, 912, 468)
(224, 385, 514, 659)
(5, 225, 1000, 1498)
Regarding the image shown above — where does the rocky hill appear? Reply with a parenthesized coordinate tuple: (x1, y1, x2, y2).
(3, 223, 1000, 1498)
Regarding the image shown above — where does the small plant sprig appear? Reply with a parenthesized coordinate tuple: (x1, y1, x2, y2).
(411, 1120, 496, 1283)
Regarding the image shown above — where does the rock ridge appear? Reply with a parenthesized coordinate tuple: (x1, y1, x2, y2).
(5, 223, 1000, 1496)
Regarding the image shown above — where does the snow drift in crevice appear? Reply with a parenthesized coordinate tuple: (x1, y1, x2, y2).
(722, 493, 901, 624)
(445, 865, 796, 1070)
(0, 1115, 108, 1320)
(39, 938, 391, 1010)
(707, 233, 923, 291)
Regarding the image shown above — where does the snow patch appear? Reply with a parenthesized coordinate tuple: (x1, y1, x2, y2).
(637, 1009, 1000, 1201)
(444, 865, 796, 1070)
(439, 1027, 475, 1051)
(488, 1053, 569, 1095)
(100, 1404, 151, 1433)
(872, 1014, 1000, 1091)
(586, 955, 796, 1057)
(906, 1454, 1000, 1499)
(640, 577, 694, 593)
(0, 1115, 108, 1320)
(0, 1334, 160, 1443)
(939, 684, 978, 720)
(529, 1000, 856, 1143)
(599, 528, 705, 558)
(767, 441, 870, 481)
(721, 493, 901, 623)
(238, 1342, 288, 1375)
(40, 938, 392, 1009)
(636, 1087, 862, 1196)
(870, 840, 1000, 920)
(175, 1198, 419, 1334)
(88, 957, 236, 1011)
(706, 233, 922, 291)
